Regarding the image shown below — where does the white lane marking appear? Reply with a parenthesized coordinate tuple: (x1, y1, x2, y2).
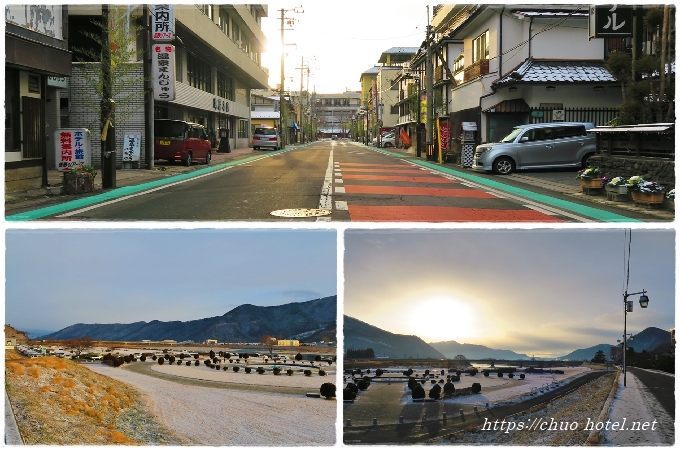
(523, 205, 558, 216)
(56, 166, 235, 217)
(335, 201, 348, 211)
(335, 178, 343, 184)
(317, 149, 333, 221)
(335, 186, 345, 194)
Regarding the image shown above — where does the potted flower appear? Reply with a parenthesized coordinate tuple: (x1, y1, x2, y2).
(630, 178, 665, 205)
(65, 164, 97, 194)
(665, 189, 675, 210)
(606, 177, 632, 195)
(576, 167, 603, 192)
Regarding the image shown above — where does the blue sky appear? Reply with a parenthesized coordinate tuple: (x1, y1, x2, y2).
(344, 229, 675, 357)
(6, 229, 337, 333)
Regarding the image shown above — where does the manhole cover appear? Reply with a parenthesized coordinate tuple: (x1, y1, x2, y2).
(270, 208, 332, 218)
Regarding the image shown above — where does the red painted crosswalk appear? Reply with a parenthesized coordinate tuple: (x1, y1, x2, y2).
(334, 160, 566, 222)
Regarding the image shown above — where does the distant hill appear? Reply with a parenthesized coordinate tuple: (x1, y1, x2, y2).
(430, 340, 532, 360)
(42, 296, 336, 343)
(557, 327, 672, 361)
(343, 316, 444, 359)
(5, 325, 30, 344)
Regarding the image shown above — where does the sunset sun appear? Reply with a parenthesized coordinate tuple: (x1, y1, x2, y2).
(406, 296, 478, 343)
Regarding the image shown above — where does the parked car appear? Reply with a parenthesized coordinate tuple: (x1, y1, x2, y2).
(331, 134, 338, 140)
(472, 122, 596, 175)
(154, 119, 212, 166)
(381, 132, 396, 148)
(253, 127, 281, 150)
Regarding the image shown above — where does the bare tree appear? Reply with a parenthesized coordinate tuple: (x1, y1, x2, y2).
(259, 335, 279, 354)
(63, 337, 96, 358)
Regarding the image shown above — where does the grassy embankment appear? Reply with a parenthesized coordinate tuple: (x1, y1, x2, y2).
(5, 351, 185, 445)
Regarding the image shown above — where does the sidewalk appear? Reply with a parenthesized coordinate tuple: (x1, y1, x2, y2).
(602, 370, 674, 445)
(5, 146, 259, 214)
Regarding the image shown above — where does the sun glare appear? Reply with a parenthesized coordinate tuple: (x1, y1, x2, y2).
(407, 297, 478, 343)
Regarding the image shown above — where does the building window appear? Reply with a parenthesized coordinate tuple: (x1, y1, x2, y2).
(197, 4, 213, 21)
(218, 8, 230, 35)
(232, 22, 240, 43)
(238, 119, 249, 138)
(187, 52, 212, 93)
(217, 71, 234, 100)
(472, 30, 489, 63)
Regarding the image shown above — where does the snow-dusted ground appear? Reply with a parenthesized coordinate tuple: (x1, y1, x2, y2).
(88, 364, 336, 446)
(602, 371, 674, 446)
(151, 361, 335, 389)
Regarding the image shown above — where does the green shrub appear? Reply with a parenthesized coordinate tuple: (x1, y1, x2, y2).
(245, 367, 252, 373)
(257, 367, 265, 374)
(443, 382, 455, 396)
(186, 361, 191, 366)
(508, 372, 514, 378)
(318, 369, 326, 376)
(304, 369, 313, 377)
(273, 367, 281, 375)
(346, 382, 358, 393)
(223, 367, 228, 371)
(429, 385, 441, 400)
(520, 373, 525, 379)
(233, 366, 240, 372)
(411, 384, 425, 399)
(343, 388, 357, 400)
(471, 382, 481, 394)
(194, 361, 199, 366)
(320, 382, 336, 399)
(287, 369, 294, 376)
(497, 372, 503, 378)
(158, 357, 165, 365)
(357, 379, 369, 390)
(484, 370, 490, 377)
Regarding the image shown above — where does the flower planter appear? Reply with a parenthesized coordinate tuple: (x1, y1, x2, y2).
(605, 184, 630, 202)
(631, 191, 665, 207)
(64, 173, 94, 194)
(579, 178, 603, 195)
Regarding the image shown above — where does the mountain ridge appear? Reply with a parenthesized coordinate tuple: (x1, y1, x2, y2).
(42, 296, 337, 343)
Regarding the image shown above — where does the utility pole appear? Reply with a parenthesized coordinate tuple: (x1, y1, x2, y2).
(425, 5, 435, 162)
(295, 56, 310, 143)
(278, 6, 303, 148)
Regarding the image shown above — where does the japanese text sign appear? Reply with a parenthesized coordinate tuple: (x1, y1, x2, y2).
(589, 5, 633, 38)
(151, 5, 174, 41)
(122, 134, 141, 162)
(54, 128, 91, 172)
(152, 44, 176, 101)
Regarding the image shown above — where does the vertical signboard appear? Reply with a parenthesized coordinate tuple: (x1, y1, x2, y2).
(55, 128, 91, 171)
(589, 5, 633, 38)
(152, 44, 176, 101)
(151, 5, 174, 41)
(122, 133, 141, 162)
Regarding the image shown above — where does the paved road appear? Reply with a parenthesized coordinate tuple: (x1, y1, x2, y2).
(627, 367, 675, 419)
(343, 370, 608, 444)
(19, 140, 653, 222)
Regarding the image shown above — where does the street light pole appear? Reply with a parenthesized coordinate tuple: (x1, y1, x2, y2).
(622, 289, 649, 386)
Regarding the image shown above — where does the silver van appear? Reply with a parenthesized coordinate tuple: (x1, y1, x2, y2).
(472, 122, 596, 175)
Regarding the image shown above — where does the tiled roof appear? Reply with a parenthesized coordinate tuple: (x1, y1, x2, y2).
(494, 59, 617, 87)
(382, 47, 420, 55)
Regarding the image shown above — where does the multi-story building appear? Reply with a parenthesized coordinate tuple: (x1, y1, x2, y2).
(251, 89, 280, 132)
(5, 5, 72, 191)
(64, 4, 269, 169)
(313, 92, 362, 138)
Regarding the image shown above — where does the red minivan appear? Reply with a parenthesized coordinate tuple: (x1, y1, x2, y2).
(154, 119, 212, 166)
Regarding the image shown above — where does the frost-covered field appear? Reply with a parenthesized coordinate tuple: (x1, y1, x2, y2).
(89, 364, 336, 445)
(346, 366, 592, 406)
(152, 361, 335, 389)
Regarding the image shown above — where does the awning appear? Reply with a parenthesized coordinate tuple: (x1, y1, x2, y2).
(483, 98, 530, 113)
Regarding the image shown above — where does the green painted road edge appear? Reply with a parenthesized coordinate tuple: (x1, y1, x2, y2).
(371, 146, 641, 223)
(6, 143, 312, 221)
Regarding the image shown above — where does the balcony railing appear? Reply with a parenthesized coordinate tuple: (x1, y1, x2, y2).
(463, 59, 489, 82)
